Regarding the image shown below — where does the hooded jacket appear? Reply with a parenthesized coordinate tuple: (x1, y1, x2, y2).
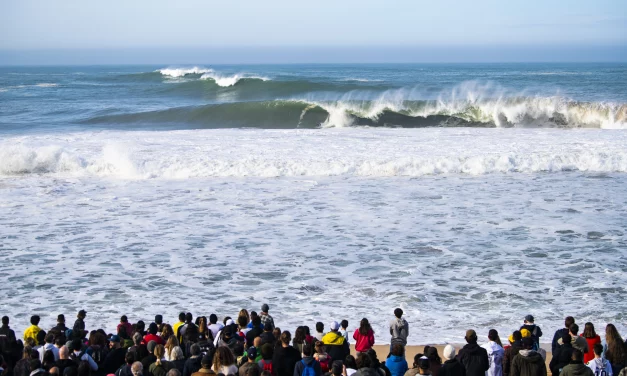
(586, 358, 613, 376)
(385, 355, 409, 376)
(353, 330, 375, 353)
(560, 362, 594, 376)
(439, 359, 465, 376)
(273, 345, 302, 376)
(23, 325, 42, 344)
(482, 341, 505, 376)
(511, 350, 547, 376)
(553, 329, 570, 353)
(457, 343, 489, 376)
(321, 331, 349, 366)
(550, 343, 574, 376)
(389, 319, 409, 346)
(558, 336, 589, 354)
(294, 357, 322, 376)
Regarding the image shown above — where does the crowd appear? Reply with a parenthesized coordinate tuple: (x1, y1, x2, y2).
(0, 307, 625, 376)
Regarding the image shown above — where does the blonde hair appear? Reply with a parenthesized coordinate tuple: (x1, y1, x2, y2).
(154, 344, 165, 365)
(212, 346, 236, 371)
(238, 310, 250, 325)
(165, 336, 179, 359)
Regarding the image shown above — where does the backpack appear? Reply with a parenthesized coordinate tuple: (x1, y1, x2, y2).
(317, 355, 331, 373)
(70, 350, 87, 366)
(301, 360, 317, 376)
(89, 346, 105, 364)
(260, 360, 274, 375)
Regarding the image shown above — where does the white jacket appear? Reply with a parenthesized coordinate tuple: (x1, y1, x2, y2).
(482, 341, 504, 376)
(587, 357, 613, 376)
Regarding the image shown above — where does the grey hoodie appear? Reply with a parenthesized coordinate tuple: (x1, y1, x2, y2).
(390, 318, 409, 346)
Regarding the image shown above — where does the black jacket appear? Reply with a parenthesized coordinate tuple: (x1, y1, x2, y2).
(101, 347, 128, 375)
(552, 329, 569, 353)
(457, 343, 489, 376)
(57, 359, 77, 376)
(549, 343, 573, 376)
(260, 332, 276, 347)
(0, 325, 18, 363)
(273, 345, 302, 376)
(171, 359, 186, 374)
(116, 364, 135, 376)
(325, 343, 349, 368)
(439, 359, 466, 376)
(246, 326, 264, 348)
(183, 356, 203, 376)
(504, 343, 523, 376)
(511, 351, 546, 376)
(141, 354, 157, 373)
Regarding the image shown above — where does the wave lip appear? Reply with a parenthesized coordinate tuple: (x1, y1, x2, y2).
(157, 66, 213, 77)
(200, 72, 270, 87)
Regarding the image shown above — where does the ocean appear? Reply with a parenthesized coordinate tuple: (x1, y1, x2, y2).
(0, 63, 626, 344)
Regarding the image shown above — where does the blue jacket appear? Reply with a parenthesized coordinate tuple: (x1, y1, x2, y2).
(385, 355, 408, 376)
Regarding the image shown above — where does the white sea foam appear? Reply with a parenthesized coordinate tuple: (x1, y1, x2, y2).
(157, 66, 213, 77)
(200, 72, 270, 87)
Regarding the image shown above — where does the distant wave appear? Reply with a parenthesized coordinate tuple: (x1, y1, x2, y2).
(157, 67, 212, 77)
(199, 71, 269, 87)
(0, 83, 58, 92)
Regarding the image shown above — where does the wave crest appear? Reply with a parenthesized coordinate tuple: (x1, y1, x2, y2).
(157, 66, 213, 77)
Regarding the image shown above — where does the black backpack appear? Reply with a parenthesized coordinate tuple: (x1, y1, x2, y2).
(70, 350, 87, 366)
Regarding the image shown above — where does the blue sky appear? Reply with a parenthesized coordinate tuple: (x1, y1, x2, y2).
(1, 0, 626, 63)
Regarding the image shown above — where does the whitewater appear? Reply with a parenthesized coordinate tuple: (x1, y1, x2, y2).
(1, 64, 626, 343)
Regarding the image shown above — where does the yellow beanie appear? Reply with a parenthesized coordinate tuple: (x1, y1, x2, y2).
(521, 329, 531, 338)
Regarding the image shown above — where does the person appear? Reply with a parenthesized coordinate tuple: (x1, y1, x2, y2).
(510, 338, 546, 376)
(155, 316, 165, 333)
(390, 309, 408, 357)
(568, 325, 590, 355)
(192, 355, 217, 376)
(519, 316, 542, 351)
(604, 324, 626, 376)
(327, 361, 343, 376)
(560, 349, 594, 376)
(425, 347, 441, 376)
(321, 322, 349, 365)
(353, 319, 375, 355)
(183, 344, 203, 376)
(238, 311, 251, 331)
(313, 342, 331, 373)
(293, 344, 321, 376)
(366, 349, 389, 376)
(169, 347, 186, 375)
(29, 358, 46, 376)
(403, 354, 422, 376)
(245, 317, 263, 350)
(162, 325, 175, 343)
(239, 347, 261, 376)
(504, 332, 523, 376)
(141, 341, 158, 373)
(118, 317, 134, 340)
(165, 337, 180, 361)
(115, 352, 136, 376)
(237, 316, 251, 340)
(129, 333, 149, 363)
(73, 311, 87, 339)
(551, 333, 575, 376)
(70, 339, 98, 372)
(51, 315, 68, 336)
(0, 316, 17, 369)
(169, 370, 182, 376)
(438, 346, 463, 376)
(149, 344, 172, 376)
(457, 330, 488, 376)
(87, 331, 108, 365)
(102, 335, 127, 375)
(385, 344, 408, 376)
(482, 329, 504, 376)
(581, 323, 601, 364)
(272, 331, 301, 376)
(345, 355, 358, 376)
(56, 346, 75, 376)
(146, 324, 166, 346)
(14, 346, 37, 376)
(259, 325, 276, 348)
(293, 328, 306, 355)
(258, 344, 274, 376)
(39, 333, 60, 362)
(24, 316, 43, 345)
(259, 306, 274, 333)
(132, 362, 144, 376)
(554, 317, 576, 353)
(212, 346, 237, 375)
(315, 324, 325, 342)
(586, 344, 612, 376)
(339, 321, 349, 345)
(353, 353, 377, 376)
(216, 326, 245, 351)
(174, 314, 186, 342)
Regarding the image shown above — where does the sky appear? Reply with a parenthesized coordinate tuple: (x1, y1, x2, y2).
(1, 0, 626, 64)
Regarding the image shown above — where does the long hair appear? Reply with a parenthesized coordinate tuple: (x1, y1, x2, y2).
(605, 324, 626, 364)
(161, 324, 174, 341)
(359, 318, 372, 336)
(583, 323, 596, 339)
(154, 344, 165, 366)
(238, 310, 250, 326)
(213, 346, 235, 371)
(165, 336, 179, 359)
(488, 329, 503, 347)
(293, 327, 305, 345)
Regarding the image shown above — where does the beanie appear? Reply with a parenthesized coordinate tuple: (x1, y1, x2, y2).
(443, 345, 456, 360)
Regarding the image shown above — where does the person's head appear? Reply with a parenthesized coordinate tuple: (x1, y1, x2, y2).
(426, 347, 441, 365)
(121, 315, 128, 323)
(253, 337, 262, 349)
(593, 343, 604, 358)
(302, 344, 313, 357)
(149, 323, 158, 335)
(331, 361, 343, 376)
(185, 313, 193, 323)
(59, 346, 69, 360)
(315, 322, 324, 333)
(57, 314, 65, 324)
(77, 361, 90, 376)
(77, 310, 86, 319)
(31, 315, 40, 326)
(136, 321, 145, 333)
(417, 357, 430, 371)
(261, 304, 269, 313)
(344, 355, 357, 370)
(147, 341, 157, 355)
(155, 315, 163, 325)
(171, 346, 185, 361)
(190, 344, 201, 357)
(565, 316, 575, 329)
(329, 321, 340, 333)
(213, 346, 235, 370)
(443, 345, 456, 361)
(247, 347, 257, 362)
(394, 308, 403, 318)
(524, 315, 534, 324)
(161, 324, 174, 340)
(201, 354, 213, 369)
(178, 312, 185, 323)
(125, 352, 135, 365)
(167, 370, 181, 376)
(280, 331, 291, 346)
(50, 367, 60, 376)
(251, 316, 261, 328)
(133, 332, 142, 346)
(314, 341, 325, 355)
(71, 339, 82, 352)
(260, 343, 273, 360)
(108, 335, 121, 349)
(29, 359, 42, 372)
(238, 309, 250, 323)
(571, 349, 584, 363)
(583, 322, 596, 339)
(521, 338, 534, 350)
(246, 367, 261, 376)
(561, 332, 572, 346)
(293, 327, 305, 343)
(465, 329, 477, 344)
(359, 318, 372, 336)
(356, 353, 371, 369)
(391, 344, 404, 357)
(1, 316, 8, 326)
(570, 323, 579, 336)
(45, 333, 55, 344)
(340, 320, 348, 330)
(131, 362, 143, 376)
(263, 323, 273, 332)
(237, 316, 248, 330)
(488, 329, 502, 346)
(272, 328, 281, 340)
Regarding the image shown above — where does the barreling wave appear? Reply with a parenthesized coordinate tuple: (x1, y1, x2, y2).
(82, 97, 627, 129)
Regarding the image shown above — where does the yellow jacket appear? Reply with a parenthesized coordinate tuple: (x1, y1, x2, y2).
(23, 325, 42, 344)
(322, 331, 345, 345)
(173, 321, 185, 337)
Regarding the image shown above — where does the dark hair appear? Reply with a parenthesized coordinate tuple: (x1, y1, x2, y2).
(413, 354, 422, 367)
(570, 324, 579, 335)
(45, 333, 55, 344)
(77, 361, 91, 376)
(252, 316, 261, 327)
(64, 366, 78, 376)
(190, 344, 201, 356)
(125, 352, 135, 365)
(264, 322, 274, 332)
(29, 358, 42, 372)
(356, 353, 371, 369)
(316, 322, 324, 333)
(344, 355, 357, 369)
(209, 314, 218, 324)
(572, 349, 584, 362)
(57, 314, 65, 323)
(303, 326, 311, 336)
(488, 329, 503, 347)
(583, 322, 596, 338)
(280, 331, 291, 345)
(565, 317, 575, 329)
(237, 316, 248, 328)
(261, 343, 274, 360)
(513, 331, 522, 341)
(185, 313, 193, 323)
(149, 323, 158, 335)
(561, 332, 572, 345)
(359, 318, 372, 336)
(302, 344, 313, 357)
(341, 320, 348, 329)
(391, 344, 404, 357)
(179, 312, 186, 321)
(394, 308, 403, 318)
(1, 316, 8, 325)
(121, 315, 128, 323)
(593, 343, 604, 356)
(155, 315, 163, 325)
(222, 317, 232, 326)
(43, 349, 55, 365)
(245, 367, 261, 376)
(31, 315, 40, 325)
(293, 327, 305, 345)
(36, 330, 46, 344)
(366, 349, 381, 369)
(426, 347, 441, 365)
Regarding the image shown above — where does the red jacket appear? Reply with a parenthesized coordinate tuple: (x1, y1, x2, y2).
(143, 333, 165, 345)
(117, 323, 133, 337)
(581, 334, 601, 364)
(353, 329, 375, 352)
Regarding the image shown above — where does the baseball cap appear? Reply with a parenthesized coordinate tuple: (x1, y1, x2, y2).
(524, 315, 534, 323)
(247, 347, 257, 359)
(329, 321, 340, 331)
(108, 335, 120, 343)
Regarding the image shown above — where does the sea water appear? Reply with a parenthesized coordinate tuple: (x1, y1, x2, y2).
(0, 64, 626, 344)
